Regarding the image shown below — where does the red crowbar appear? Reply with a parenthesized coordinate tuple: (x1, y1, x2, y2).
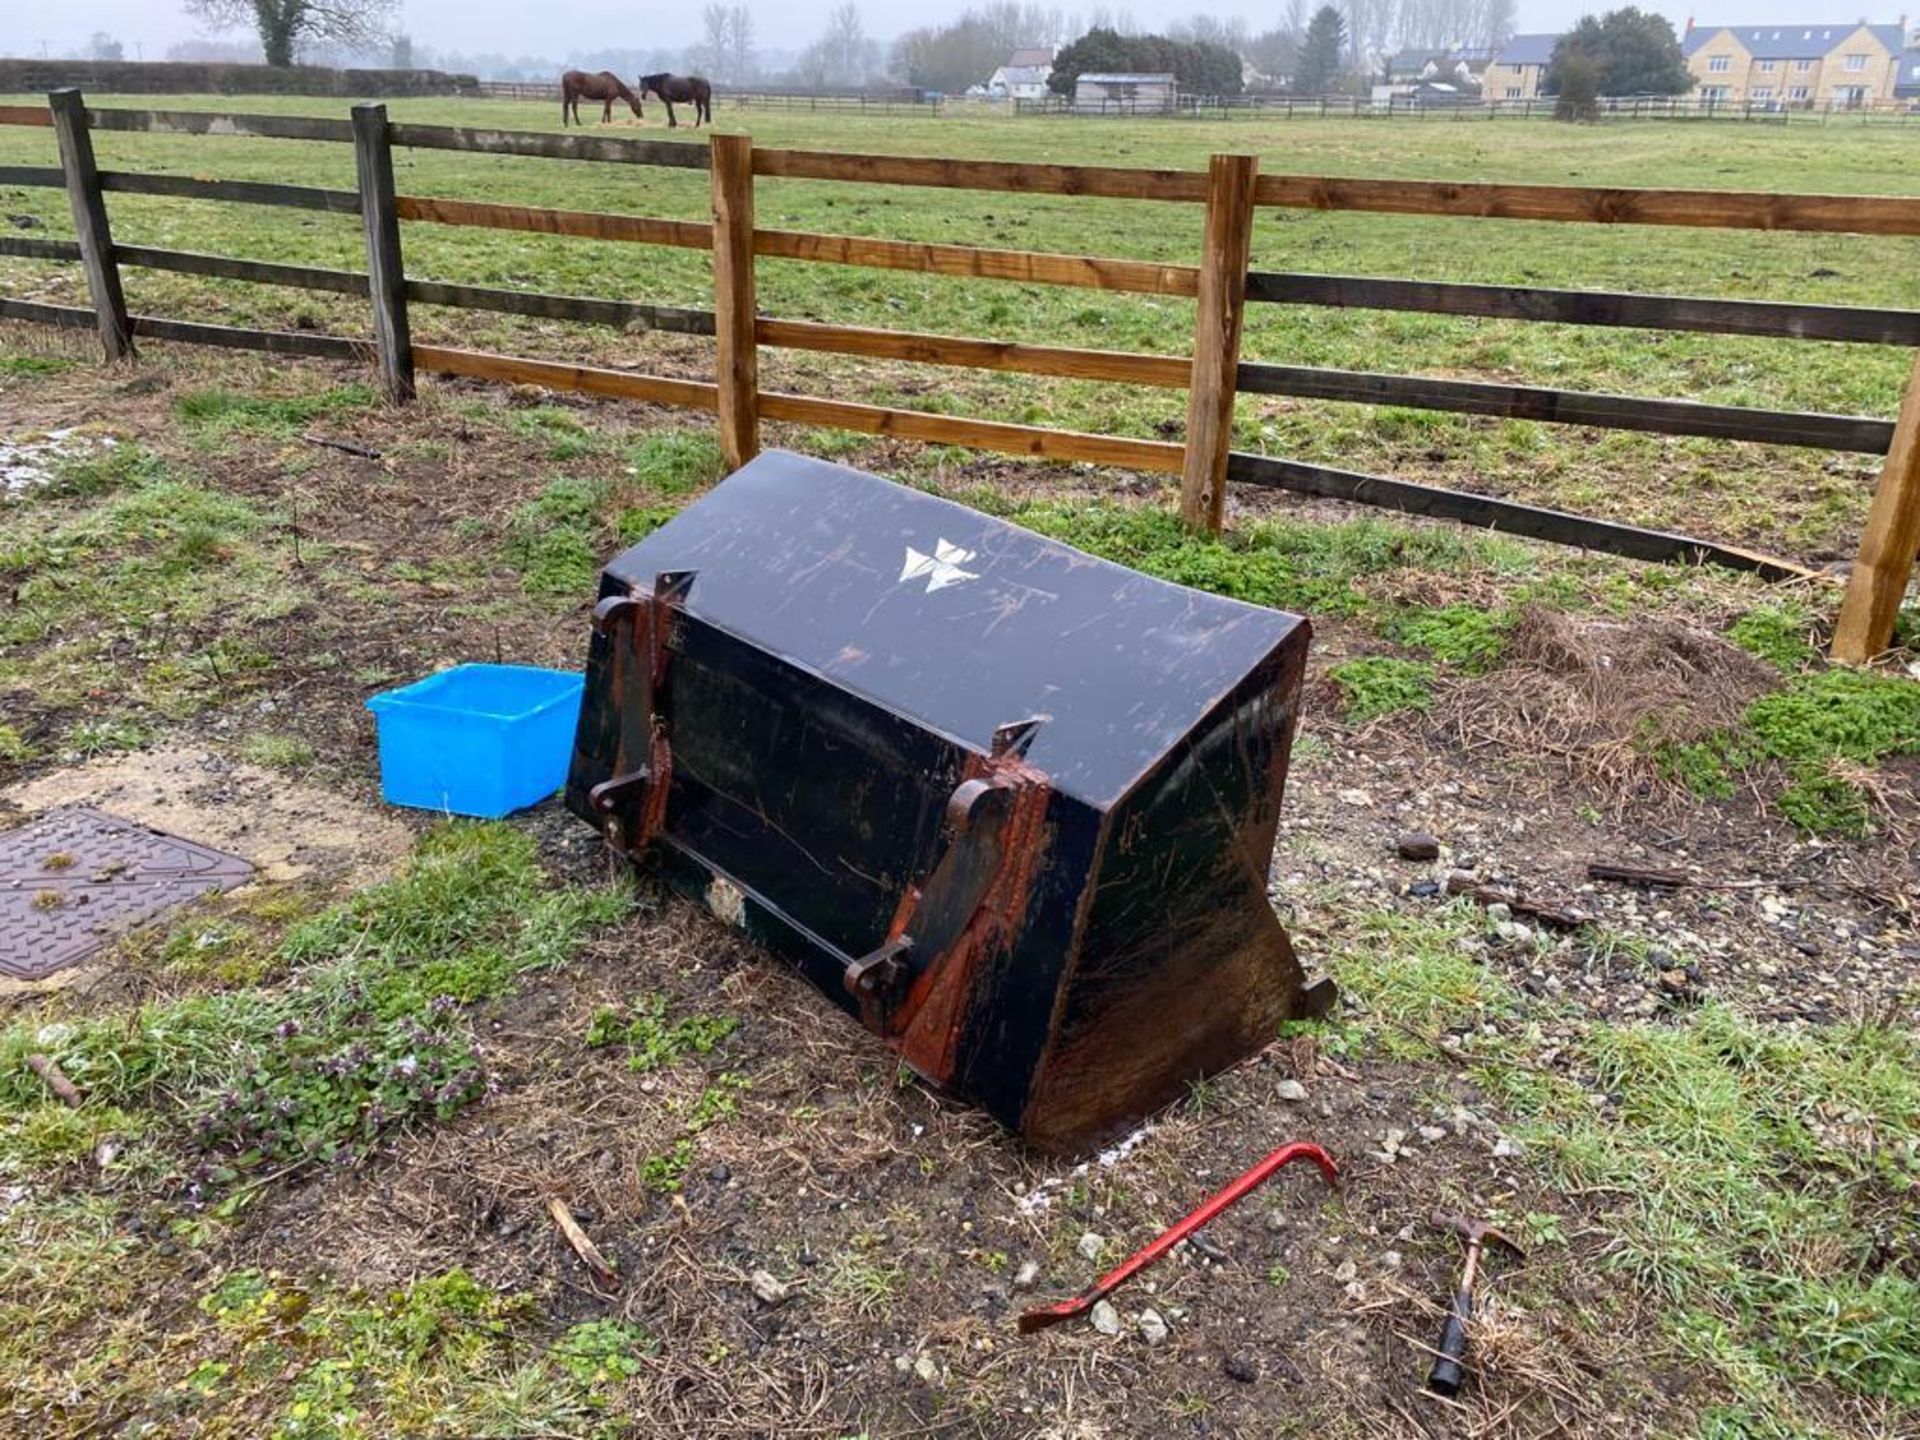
(1017, 1140, 1340, 1334)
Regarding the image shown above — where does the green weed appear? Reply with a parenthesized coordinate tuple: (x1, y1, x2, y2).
(0, 723, 31, 763)
(1727, 604, 1817, 672)
(627, 429, 723, 495)
(240, 733, 315, 770)
(550, 1318, 655, 1387)
(585, 995, 737, 1073)
(1384, 604, 1515, 671)
(1327, 655, 1434, 723)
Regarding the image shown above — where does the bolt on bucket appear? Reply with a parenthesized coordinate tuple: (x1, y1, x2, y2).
(567, 450, 1332, 1150)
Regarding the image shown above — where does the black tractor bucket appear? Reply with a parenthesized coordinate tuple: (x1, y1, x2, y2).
(567, 450, 1332, 1150)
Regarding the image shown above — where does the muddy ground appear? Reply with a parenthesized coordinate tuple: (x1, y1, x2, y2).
(1, 332, 1915, 1439)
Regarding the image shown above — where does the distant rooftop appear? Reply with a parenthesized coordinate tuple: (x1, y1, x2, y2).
(1006, 46, 1054, 68)
(1493, 33, 1560, 66)
(1075, 72, 1177, 84)
(1682, 22, 1907, 60)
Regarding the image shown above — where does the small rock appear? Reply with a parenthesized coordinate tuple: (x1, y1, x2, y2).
(1396, 831, 1441, 861)
(1380, 1250, 1402, 1270)
(1494, 920, 1535, 946)
(1343, 1279, 1368, 1301)
(1337, 788, 1375, 808)
(749, 1269, 790, 1306)
(894, 1354, 912, 1373)
(1138, 1307, 1170, 1345)
(1078, 1232, 1105, 1261)
(1224, 1352, 1258, 1383)
(708, 1163, 731, 1184)
(1492, 1136, 1522, 1159)
(1090, 1299, 1122, 1335)
(1484, 901, 1512, 923)
(1013, 1259, 1041, 1290)
(1276, 1078, 1308, 1102)
(1332, 1258, 1357, 1284)
(1382, 1128, 1407, 1153)
(1417, 1125, 1447, 1144)
(1408, 879, 1442, 898)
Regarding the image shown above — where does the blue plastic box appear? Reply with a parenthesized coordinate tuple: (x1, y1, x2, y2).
(365, 664, 584, 818)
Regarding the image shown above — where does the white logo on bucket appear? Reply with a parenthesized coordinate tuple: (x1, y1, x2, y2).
(899, 538, 978, 593)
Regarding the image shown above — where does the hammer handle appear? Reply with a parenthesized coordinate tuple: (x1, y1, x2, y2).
(1426, 1288, 1473, 1397)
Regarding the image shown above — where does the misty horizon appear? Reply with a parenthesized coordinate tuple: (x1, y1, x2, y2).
(5, 0, 1913, 77)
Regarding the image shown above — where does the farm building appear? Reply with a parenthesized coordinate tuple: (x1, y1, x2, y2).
(1487, 33, 1561, 100)
(1073, 72, 1177, 113)
(1682, 19, 1909, 107)
(987, 46, 1054, 99)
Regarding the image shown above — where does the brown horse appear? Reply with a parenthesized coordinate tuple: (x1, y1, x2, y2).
(639, 73, 712, 128)
(561, 70, 643, 126)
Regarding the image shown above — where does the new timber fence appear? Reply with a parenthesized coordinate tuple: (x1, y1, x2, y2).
(2, 88, 1918, 660)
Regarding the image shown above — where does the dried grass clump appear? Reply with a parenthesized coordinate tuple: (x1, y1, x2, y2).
(1439, 606, 1779, 789)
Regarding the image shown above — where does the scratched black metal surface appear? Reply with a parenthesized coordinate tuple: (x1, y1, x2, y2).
(0, 807, 252, 980)
(599, 449, 1304, 806)
(572, 451, 1318, 1149)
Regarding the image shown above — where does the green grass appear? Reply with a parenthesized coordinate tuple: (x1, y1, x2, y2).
(5, 100, 1917, 553)
(1005, 499, 1513, 619)
(1664, 666, 1920, 834)
(0, 354, 74, 377)
(501, 475, 611, 597)
(0, 824, 628, 1187)
(1321, 903, 1920, 1430)
(174, 384, 376, 442)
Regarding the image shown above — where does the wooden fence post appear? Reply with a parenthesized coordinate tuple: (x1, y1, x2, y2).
(351, 102, 413, 402)
(1832, 350, 1920, 661)
(47, 88, 131, 362)
(1179, 152, 1259, 533)
(710, 131, 760, 471)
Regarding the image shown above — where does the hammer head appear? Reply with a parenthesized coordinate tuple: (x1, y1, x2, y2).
(1430, 1209, 1525, 1260)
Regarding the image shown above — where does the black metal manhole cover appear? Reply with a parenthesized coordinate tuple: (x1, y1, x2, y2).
(0, 807, 253, 981)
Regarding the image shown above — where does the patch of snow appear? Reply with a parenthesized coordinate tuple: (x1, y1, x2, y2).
(1, 427, 114, 496)
(1016, 1121, 1155, 1215)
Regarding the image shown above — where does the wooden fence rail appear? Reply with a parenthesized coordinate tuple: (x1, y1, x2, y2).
(1, 89, 1916, 659)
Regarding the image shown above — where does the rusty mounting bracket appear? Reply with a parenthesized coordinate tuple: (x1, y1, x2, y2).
(844, 934, 914, 1002)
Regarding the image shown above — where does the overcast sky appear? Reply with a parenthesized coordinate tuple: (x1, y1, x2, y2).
(1, 1, 1911, 63)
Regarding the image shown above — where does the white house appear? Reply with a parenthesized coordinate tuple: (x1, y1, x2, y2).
(988, 46, 1054, 100)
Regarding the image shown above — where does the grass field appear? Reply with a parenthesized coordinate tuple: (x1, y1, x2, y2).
(4, 98, 1920, 554)
(2, 102, 1918, 1440)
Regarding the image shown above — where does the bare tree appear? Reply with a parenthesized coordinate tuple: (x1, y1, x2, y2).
(726, 5, 755, 83)
(182, 0, 397, 68)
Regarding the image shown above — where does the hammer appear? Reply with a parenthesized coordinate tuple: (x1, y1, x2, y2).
(1426, 1210, 1524, 1398)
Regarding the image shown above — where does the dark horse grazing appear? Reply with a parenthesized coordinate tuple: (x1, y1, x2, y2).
(561, 70, 643, 126)
(639, 73, 712, 128)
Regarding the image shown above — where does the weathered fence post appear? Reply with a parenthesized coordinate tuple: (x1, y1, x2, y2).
(1179, 152, 1259, 534)
(1832, 351, 1920, 661)
(710, 131, 760, 471)
(47, 88, 131, 362)
(351, 102, 413, 402)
